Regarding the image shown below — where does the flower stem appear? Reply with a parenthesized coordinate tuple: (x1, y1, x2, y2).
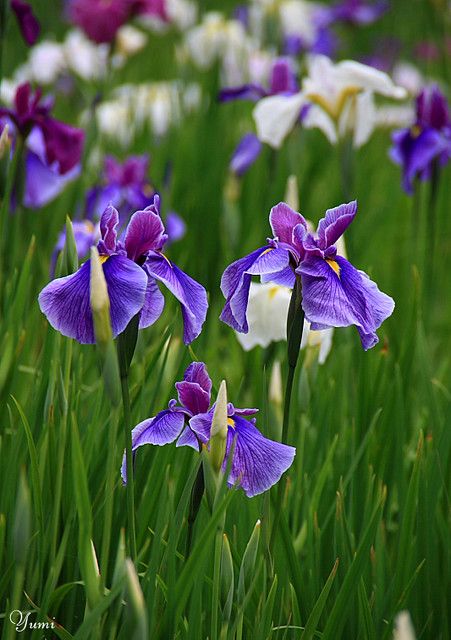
(185, 463, 205, 559)
(269, 277, 304, 554)
(117, 317, 140, 562)
(120, 369, 137, 562)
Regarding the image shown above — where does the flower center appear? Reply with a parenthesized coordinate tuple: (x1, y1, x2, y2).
(227, 417, 235, 428)
(326, 258, 341, 277)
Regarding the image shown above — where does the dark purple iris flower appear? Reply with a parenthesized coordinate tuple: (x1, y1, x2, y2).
(121, 362, 295, 498)
(68, 0, 167, 44)
(219, 57, 298, 104)
(390, 85, 451, 194)
(39, 196, 208, 344)
(220, 201, 394, 350)
(0, 83, 84, 175)
(10, 0, 40, 46)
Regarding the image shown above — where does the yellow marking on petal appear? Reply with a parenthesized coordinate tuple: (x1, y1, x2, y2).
(307, 85, 361, 120)
(260, 247, 273, 257)
(410, 124, 421, 138)
(269, 286, 280, 300)
(326, 259, 341, 277)
(84, 221, 94, 232)
(227, 417, 235, 428)
(99, 255, 109, 264)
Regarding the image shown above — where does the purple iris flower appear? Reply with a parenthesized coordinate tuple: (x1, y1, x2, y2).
(121, 362, 295, 498)
(219, 57, 298, 103)
(10, 0, 40, 46)
(39, 196, 208, 344)
(390, 85, 451, 194)
(230, 133, 262, 177)
(0, 83, 84, 175)
(51, 220, 99, 275)
(320, 0, 388, 26)
(283, 29, 337, 58)
(220, 201, 394, 350)
(86, 155, 156, 220)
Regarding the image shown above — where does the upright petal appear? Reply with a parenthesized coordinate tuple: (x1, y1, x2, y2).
(99, 204, 119, 253)
(224, 415, 296, 497)
(183, 362, 212, 394)
(39, 255, 147, 344)
(40, 117, 85, 174)
(269, 202, 307, 245)
(11, 0, 40, 46)
(269, 58, 298, 95)
(124, 207, 166, 261)
(253, 92, 306, 149)
(144, 254, 208, 344)
(298, 255, 394, 349)
(316, 201, 357, 250)
(220, 246, 290, 332)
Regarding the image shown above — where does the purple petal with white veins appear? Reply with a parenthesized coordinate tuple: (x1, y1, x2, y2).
(176, 426, 201, 450)
(260, 265, 296, 288)
(176, 381, 210, 415)
(144, 253, 208, 344)
(269, 202, 307, 245)
(125, 208, 166, 262)
(316, 201, 357, 250)
(220, 246, 290, 332)
(139, 275, 165, 329)
(121, 409, 186, 482)
(183, 362, 212, 393)
(189, 410, 213, 443)
(99, 204, 119, 253)
(230, 133, 262, 176)
(38, 255, 147, 344)
(298, 255, 394, 350)
(224, 414, 295, 497)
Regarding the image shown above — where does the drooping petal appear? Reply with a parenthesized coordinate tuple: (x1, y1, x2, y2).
(99, 204, 119, 253)
(39, 255, 147, 344)
(337, 60, 407, 99)
(316, 201, 357, 250)
(24, 150, 79, 208)
(121, 409, 186, 482)
(253, 92, 306, 149)
(269, 201, 307, 245)
(219, 84, 267, 103)
(302, 103, 337, 144)
(40, 117, 85, 174)
(124, 207, 166, 261)
(224, 415, 296, 498)
(230, 133, 262, 176)
(189, 410, 213, 443)
(144, 253, 208, 344)
(220, 246, 290, 332)
(298, 255, 394, 350)
(176, 425, 202, 450)
(139, 275, 165, 329)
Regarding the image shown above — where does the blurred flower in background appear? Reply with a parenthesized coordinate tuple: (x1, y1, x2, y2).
(10, 0, 40, 46)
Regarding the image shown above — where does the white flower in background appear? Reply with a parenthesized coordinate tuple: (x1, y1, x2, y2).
(393, 612, 416, 640)
(374, 104, 415, 129)
(95, 100, 132, 146)
(64, 30, 109, 80)
(279, 0, 320, 46)
(392, 61, 424, 96)
(166, 0, 197, 30)
(115, 25, 148, 57)
(0, 78, 20, 105)
(27, 41, 66, 84)
(253, 54, 407, 149)
(235, 282, 334, 364)
(184, 12, 254, 81)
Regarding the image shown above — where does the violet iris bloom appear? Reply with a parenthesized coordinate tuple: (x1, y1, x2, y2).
(86, 155, 156, 220)
(39, 196, 208, 344)
(121, 362, 295, 498)
(10, 0, 40, 46)
(230, 134, 262, 177)
(220, 201, 394, 350)
(321, 0, 388, 26)
(0, 83, 84, 175)
(219, 57, 298, 104)
(390, 85, 451, 194)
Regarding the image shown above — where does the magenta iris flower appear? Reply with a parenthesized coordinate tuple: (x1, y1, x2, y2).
(121, 362, 295, 497)
(10, 0, 40, 46)
(39, 196, 208, 344)
(0, 83, 84, 175)
(390, 85, 451, 194)
(220, 201, 394, 350)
